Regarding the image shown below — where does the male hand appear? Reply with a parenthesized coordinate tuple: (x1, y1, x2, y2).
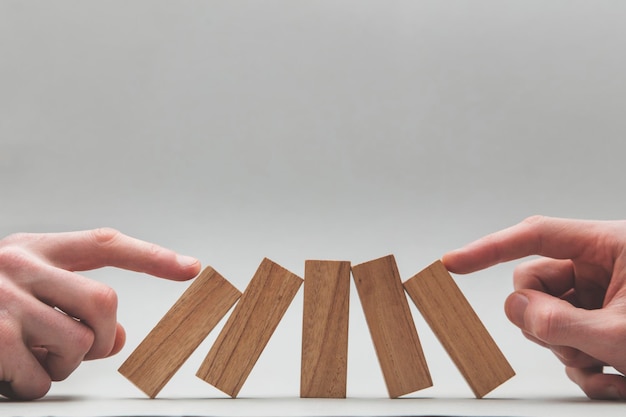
(0, 228, 200, 400)
(443, 216, 626, 400)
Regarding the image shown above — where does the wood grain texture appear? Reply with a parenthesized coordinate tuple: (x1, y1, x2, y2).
(403, 260, 515, 398)
(351, 255, 432, 398)
(118, 266, 241, 398)
(196, 258, 303, 398)
(300, 260, 350, 398)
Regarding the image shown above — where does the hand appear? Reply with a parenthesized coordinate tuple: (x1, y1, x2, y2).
(0, 228, 200, 400)
(442, 216, 626, 400)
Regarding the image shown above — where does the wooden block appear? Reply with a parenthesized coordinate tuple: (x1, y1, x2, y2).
(403, 260, 515, 398)
(300, 260, 350, 398)
(118, 266, 241, 398)
(351, 255, 432, 398)
(196, 258, 303, 397)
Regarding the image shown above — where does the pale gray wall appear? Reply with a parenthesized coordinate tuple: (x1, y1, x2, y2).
(2, 1, 625, 398)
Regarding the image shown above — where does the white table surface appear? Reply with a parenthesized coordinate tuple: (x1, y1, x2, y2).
(2, 395, 624, 417)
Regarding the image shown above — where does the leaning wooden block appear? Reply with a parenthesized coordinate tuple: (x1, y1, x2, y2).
(351, 255, 432, 398)
(196, 258, 303, 397)
(403, 260, 515, 398)
(118, 266, 241, 398)
(301, 260, 350, 398)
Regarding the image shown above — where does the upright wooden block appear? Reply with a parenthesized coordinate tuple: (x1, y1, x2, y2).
(351, 255, 432, 398)
(196, 258, 303, 397)
(403, 260, 515, 398)
(118, 266, 241, 398)
(301, 260, 350, 398)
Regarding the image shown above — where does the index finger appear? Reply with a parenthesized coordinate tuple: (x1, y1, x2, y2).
(31, 228, 201, 280)
(442, 216, 600, 274)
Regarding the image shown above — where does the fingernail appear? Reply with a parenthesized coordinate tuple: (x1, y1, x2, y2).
(507, 293, 529, 327)
(176, 254, 199, 267)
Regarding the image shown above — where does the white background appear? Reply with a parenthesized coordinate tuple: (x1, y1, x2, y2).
(2, 1, 626, 415)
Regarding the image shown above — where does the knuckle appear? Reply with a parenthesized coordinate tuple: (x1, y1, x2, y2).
(88, 285, 118, 316)
(530, 306, 563, 343)
(90, 227, 122, 247)
(522, 215, 547, 227)
(520, 215, 548, 253)
(0, 246, 34, 272)
(513, 262, 543, 291)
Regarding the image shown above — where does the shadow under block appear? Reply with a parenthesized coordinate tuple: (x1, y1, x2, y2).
(196, 258, 303, 398)
(118, 266, 242, 398)
(403, 260, 515, 398)
(300, 260, 350, 398)
(351, 255, 432, 398)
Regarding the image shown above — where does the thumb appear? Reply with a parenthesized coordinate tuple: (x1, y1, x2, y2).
(505, 290, 609, 358)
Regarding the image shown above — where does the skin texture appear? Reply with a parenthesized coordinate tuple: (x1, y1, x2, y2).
(0, 228, 200, 400)
(442, 215, 626, 400)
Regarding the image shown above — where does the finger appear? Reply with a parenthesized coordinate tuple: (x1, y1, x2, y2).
(0, 255, 118, 361)
(443, 216, 601, 274)
(550, 345, 606, 369)
(513, 258, 576, 295)
(0, 364, 51, 400)
(0, 324, 51, 400)
(23, 301, 95, 381)
(566, 366, 626, 400)
(514, 257, 609, 310)
(26, 263, 118, 360)
(33, 228, 200, 280)
(520, 329, 604, 369)
(505, 290, 615, 362)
